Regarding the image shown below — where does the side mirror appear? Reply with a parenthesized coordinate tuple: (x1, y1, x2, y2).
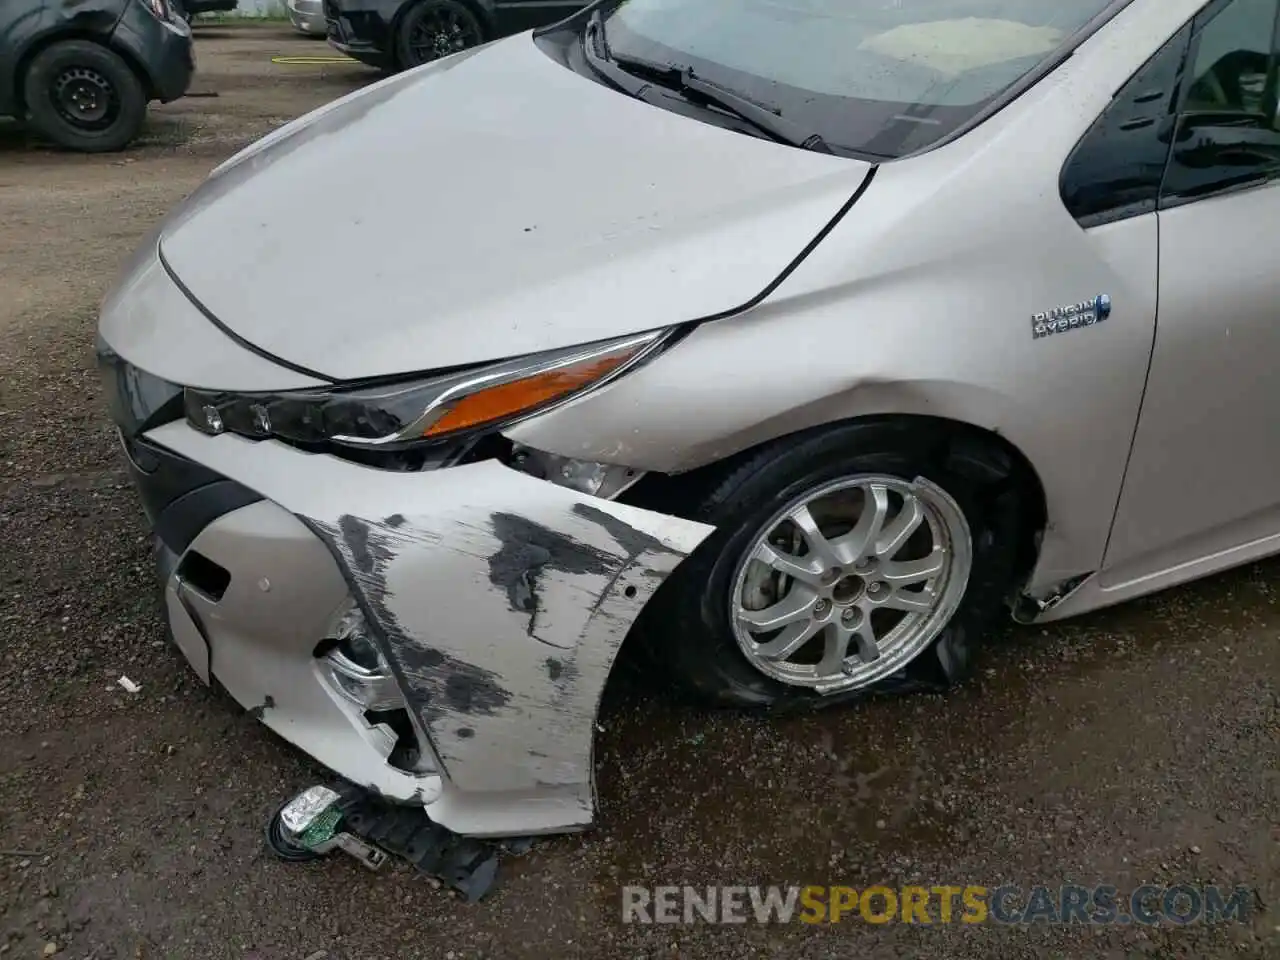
(1171, 112, 1280, 167)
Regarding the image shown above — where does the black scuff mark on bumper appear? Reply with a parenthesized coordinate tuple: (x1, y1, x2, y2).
(485, 506, 688, 637)
(568, 503, 688, 621)
(544, 656, 581, 711)
(487, 512, 618, 641)
(545, 656, 579, 684)
(309, 514, 514, 728)
(570, 503, 683, 560)
(247, 694, 276, 721)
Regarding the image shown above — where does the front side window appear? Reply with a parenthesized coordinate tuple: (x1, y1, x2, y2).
(600, 0, 1120, 158)
(1183, 0, 1278, 115)
(1162, 0, 1280, 202)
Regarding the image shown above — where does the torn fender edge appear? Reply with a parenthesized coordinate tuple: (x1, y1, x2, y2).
(1011, 572, 1094, 625)
(144, 424, 714, 837)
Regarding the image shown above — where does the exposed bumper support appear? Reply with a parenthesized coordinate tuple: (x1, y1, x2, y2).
(1011, 572, 1094, 625)
(145, 422, 714, 837)
(268, 783, 512, 901)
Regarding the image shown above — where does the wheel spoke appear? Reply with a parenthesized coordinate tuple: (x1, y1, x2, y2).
(737, 585, 817, 632)
(882, 548, 945, 586)
(852, 621, 881, 662)
(878, 588, 935, 614)
(754, 542, 826, 587)
(828, 482, 890, 565)
(790, 504, 845, 569)
(815, 624, 854, 677)
(875, 495, 923, 558)
(755, 619, 825, 661)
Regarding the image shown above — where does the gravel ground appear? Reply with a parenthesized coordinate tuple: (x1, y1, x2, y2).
(1, 23, 1278, 960)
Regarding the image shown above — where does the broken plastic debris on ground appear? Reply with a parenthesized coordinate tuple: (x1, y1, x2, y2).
(266, 783, 536, 902)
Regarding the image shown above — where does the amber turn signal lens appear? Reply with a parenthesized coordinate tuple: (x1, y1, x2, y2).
(422, 346, 642, 438)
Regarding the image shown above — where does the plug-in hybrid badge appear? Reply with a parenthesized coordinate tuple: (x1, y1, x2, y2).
(1032, 294, 1111, 339)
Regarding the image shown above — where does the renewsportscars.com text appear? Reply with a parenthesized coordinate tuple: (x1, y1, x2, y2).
(621, 884, 1254, 926)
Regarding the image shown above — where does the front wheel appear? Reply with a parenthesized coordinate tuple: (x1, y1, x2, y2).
(640, 422, 1027, 712)
(395, 0, 485, 70)
(24, 40, 147, 153)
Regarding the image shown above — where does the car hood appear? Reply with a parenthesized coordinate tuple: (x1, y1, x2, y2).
(158, 35, 872, 382)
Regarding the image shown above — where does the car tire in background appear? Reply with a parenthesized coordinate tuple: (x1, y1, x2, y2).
(395, 0, 485, 70)
(24, 40, 148, 153)
(636, 420, 1031, 713)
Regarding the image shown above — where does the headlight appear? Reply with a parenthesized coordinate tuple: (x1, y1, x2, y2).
(184, 329, 670, 448)
(140, 0, 175, 22)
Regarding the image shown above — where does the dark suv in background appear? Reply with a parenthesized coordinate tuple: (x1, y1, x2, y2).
(172, 0, 241, 20)
(0, 0, 195, 151)
(326, 0, 587, 72)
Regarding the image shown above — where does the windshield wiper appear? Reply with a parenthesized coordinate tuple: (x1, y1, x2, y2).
(581, 11, 660, 100)
(582, 11, 833, 154)
(678, 70, 834, 154)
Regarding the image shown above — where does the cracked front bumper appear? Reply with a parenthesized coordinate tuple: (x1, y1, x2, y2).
(134, 421, 713, 837)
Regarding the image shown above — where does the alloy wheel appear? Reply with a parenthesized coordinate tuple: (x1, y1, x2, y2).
(730, 474, 972, 694)
(409, 7, 481, 64)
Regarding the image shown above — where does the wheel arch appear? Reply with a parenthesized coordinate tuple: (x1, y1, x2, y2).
(620, 412, 1049, 598)
(13, 32, 155, 109)
(606, 411, 1047, 711)
(506, 356, 1088, 599)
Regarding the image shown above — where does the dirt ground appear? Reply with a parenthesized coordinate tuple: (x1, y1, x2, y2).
(0, 22, 1277, 960)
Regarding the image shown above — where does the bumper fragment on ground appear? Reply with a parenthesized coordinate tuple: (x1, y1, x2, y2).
(267, 783, 534, 901)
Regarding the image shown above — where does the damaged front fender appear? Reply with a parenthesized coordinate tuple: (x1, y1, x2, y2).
(146, 423, 713, 837)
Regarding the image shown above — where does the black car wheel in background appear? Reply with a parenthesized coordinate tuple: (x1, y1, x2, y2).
(325, 0, 585, 73)
(24, 40, 147, 152)
(397, 0, 484, 69)
(1, 0, 196, 153)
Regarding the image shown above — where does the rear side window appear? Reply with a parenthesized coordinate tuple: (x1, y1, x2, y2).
(1060, 24, 1192, 226)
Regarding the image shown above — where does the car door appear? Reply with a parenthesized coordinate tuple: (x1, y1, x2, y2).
(1102, 0, 1280, 588)
(0, 0, 48, 117)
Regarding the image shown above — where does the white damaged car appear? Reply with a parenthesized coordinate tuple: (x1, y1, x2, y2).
(98, 0, 1280, 836)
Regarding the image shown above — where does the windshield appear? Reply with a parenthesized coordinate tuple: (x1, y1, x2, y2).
(601, 0, 1119, 157)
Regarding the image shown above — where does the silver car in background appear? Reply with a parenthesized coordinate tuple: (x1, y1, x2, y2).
(287, 0, 326, 36)
(97, 0, 1280, 837)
